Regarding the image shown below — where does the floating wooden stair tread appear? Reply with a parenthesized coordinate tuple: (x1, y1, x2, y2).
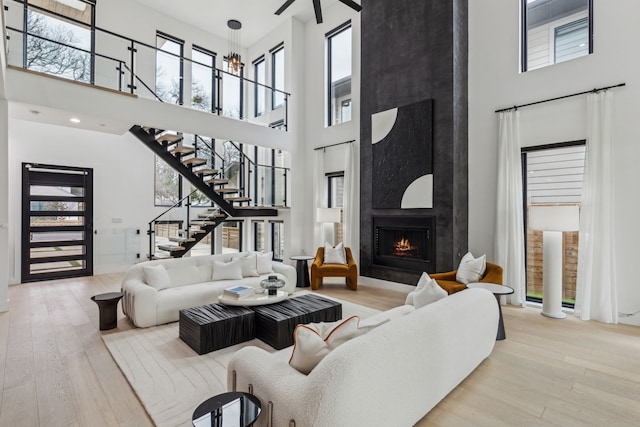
(158, 244, 185, 252)
(156, 134, 183, 143)
(190, 229, 207, 234)
(190, 220, 216, 226)
(235, 205, 277, 210)
(182, 157, 207, 166)
(204, 178, 229, 185)
(194, 168, 219, 176)
(197, 213, 226, 219)
(216, 188, 239, 194)
(225, 197, 251, 202)
(169, 236, 196, 243)
(170, 146, 196, 155)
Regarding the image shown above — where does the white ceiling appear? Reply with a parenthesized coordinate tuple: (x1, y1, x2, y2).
(131, 0, 342, 47)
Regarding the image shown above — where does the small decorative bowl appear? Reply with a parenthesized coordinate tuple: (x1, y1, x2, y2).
(260, 275, 285, 296)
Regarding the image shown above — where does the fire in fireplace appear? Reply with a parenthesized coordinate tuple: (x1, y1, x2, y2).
(373, 216, 435, 272)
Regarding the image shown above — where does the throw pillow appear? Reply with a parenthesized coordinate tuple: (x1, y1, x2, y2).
(211, 258, 243, 281)
(323, 242, 347, 265)
(232, 253, 259, 277)
(413, 274, 447, 309)
(405, 271, 432, 305)
(142, 264, 170, 290)
(456, 252, 487, 284)
(255, 251, 274, 274)
(289, 316, 360, 374)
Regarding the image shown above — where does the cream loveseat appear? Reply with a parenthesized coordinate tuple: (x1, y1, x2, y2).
(228, 288, 499, 427)
(121, 252, 297, 328)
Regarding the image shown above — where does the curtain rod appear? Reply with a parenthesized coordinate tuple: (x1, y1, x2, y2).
(494, 82, 626, 113)
(314, 140, 355, 151)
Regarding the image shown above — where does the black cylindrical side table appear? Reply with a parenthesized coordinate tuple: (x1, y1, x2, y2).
(91, 292, 124, 331)
(290, 255, 314, 288)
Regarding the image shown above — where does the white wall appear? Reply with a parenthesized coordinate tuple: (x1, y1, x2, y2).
(301, 3, 361, 259)
(469, 0, 640, 325)
(0, 100, 9, 310)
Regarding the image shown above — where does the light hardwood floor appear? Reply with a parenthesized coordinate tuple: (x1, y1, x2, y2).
(0, 274, 638, 426)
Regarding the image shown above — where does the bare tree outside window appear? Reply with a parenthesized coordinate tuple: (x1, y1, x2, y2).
(26, 11, 91, 82)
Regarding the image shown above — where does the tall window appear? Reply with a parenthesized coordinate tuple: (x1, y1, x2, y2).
(192, 46, 216, 112)
(327, 22, 352, 126)
(222, 220, 243, 253)
(253, 220, 266, 252)
(222, 57, 243, 119)
(154, 155, 181, 206)
(25, 0, 95, 83)
(522, 0, 592, 72)
(271, 44, 285, 109)
(156, 32, 184, 104)
(327, 172, 344, 244)
(522, 142, 586, 308)
(254, 57, 266, 117)
(271, 221, 284, 261)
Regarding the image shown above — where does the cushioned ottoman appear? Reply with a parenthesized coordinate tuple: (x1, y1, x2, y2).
(251, 294, 342, 350)
(179, 304, 255, 355)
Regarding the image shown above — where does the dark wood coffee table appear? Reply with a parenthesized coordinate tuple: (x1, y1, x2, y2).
(251, 294, 342, 349)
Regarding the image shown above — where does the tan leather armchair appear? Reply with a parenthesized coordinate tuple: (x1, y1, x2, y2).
(430, 262, 503, 295)
(311, 246, 358, 291)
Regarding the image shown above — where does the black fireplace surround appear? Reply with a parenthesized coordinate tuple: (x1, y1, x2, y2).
(373, 216, 435, 273)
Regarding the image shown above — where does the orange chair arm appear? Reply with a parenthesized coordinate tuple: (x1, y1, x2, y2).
(311, 247, 324, 272)
(481, 262, 503, 285)
(430, 270, 458, 281)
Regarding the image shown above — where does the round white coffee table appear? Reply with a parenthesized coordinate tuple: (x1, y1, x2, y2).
(467, 282, 513, 341)
(218, 290, 288, 306)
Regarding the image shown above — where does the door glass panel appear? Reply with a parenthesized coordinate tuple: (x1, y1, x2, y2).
(30, 231, 84, 242)
(30, 245, 85, 258)
(30, 185, 84, 196)
(30, 201, 85, 211)
(30, 216, 84, 226)
(30, 259, 86, 274)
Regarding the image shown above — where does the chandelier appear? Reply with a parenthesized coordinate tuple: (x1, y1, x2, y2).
(227, 19, 242, 75)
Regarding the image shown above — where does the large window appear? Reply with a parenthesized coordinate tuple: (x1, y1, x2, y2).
(327, 22, 352, 126)
(271, 44, 285, 109)
(522, 0, 592, 72)
(156, 32, 184, 104)
(522, 142, 585, 307)
(222, 57, 244, 119)
(254, 57, 266, 117)
(191, 46, 216, 112)
(25, 0, 95, 83)
(154, 155, 181, 206)
(271, 220, 284, 261)
(253, 220, 266, 252)
(222, 220, 243, 253)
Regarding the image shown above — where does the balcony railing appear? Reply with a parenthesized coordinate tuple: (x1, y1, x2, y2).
(3, 0, 290, 129)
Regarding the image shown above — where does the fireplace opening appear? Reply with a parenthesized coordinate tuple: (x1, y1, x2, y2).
(373, 216, 435, 273)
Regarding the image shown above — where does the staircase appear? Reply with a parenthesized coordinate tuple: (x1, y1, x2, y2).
(130, 125, 279, 259)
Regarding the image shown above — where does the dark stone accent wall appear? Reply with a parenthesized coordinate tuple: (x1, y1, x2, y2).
(360, 0, 469, 284)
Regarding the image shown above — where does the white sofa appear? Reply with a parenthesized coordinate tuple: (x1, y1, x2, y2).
(121, 252, 297, 328)
(227, 288, 499, 427)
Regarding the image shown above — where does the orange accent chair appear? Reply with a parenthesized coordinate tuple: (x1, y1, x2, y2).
(311, 246, 358, 291)
(430, 262, 503, 295)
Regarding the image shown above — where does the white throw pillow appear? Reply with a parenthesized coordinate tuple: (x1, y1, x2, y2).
(143, 264, 170, 290)
(289, 316, 360, 374)
(211, 258, 243, 281)
(232, 253, 259, 277)
(405, 272, 434, 305)
(323, 242, 347, 265)
(412, 274, 447, 309)
(255, 251, 274, 274)
(456, 252, 487, 284)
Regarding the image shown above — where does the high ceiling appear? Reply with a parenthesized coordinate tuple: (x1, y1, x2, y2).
(131, 0, 342, 47)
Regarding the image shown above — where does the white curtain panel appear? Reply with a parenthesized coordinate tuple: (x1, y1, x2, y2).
(313, 149, 326, 248)
(575, 91, 618, 323)
(343, 142, 359, 261)
(495, 110, 526, 306)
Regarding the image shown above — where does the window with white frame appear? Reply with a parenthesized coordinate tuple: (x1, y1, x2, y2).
(326, 22, 352, 126)
(521, 0, 592, 72)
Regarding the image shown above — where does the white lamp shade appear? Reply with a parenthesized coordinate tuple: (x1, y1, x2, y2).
(528, 205, 580, 232)
(316, 208, 341, 223)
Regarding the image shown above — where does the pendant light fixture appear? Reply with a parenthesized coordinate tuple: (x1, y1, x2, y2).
(227, 19, 242, 75)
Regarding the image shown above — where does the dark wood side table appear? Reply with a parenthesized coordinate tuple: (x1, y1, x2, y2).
(467, 282, 514, 341)
(192, 392, 261, 427)
(290, 255, 314, 288)
(90, 292, 123, 331)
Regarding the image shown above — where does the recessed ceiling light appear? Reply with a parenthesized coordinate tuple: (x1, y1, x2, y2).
(70, 117, 81, 123)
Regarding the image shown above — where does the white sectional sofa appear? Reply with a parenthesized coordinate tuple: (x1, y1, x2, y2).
(227, 288, 499, 427)
(121, 252, 297, 328)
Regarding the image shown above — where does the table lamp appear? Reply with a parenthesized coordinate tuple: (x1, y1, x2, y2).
(528, 205, 580, 319)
